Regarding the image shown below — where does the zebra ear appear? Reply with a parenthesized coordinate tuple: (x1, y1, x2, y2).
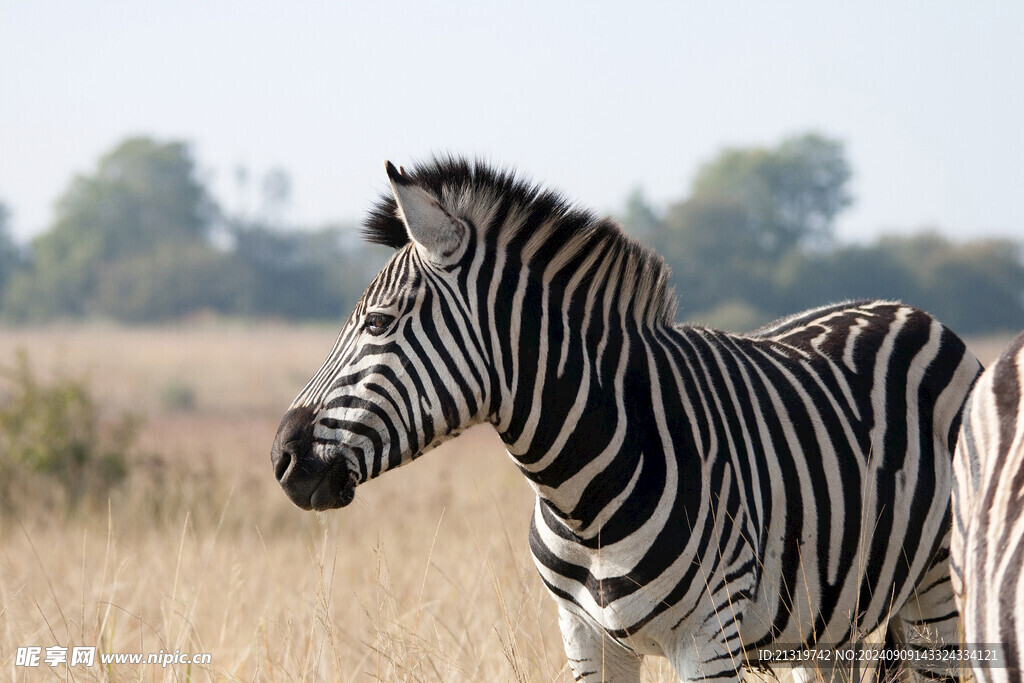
(385, 161, 464, 260)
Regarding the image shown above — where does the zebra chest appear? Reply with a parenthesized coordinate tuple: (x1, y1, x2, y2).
(527, 495, 758, 654)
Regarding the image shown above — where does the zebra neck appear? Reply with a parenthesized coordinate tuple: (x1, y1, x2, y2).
(495, 320, 674, 538)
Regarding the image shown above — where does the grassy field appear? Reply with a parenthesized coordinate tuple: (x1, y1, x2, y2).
(0, 323, 1015, 682)
(0, 322, 583, 682)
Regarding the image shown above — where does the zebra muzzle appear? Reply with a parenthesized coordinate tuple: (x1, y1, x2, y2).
(272, 406, 358, 510)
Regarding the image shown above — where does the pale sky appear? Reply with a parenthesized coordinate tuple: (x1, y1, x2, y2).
(1, 1, 1022, 244)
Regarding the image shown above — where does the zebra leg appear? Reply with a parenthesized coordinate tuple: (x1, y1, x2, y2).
(558, 605, 642, 682)
(664, 595, 749, 683)
(665, 515, 756, 682)
(663, 618, 752, 683)
(894, 543, 963, 682)
(664, 626, 747, 683)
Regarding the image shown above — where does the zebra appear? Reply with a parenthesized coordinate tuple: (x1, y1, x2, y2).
(271, 157, 982, 681)
(951, 330, 1024, 683)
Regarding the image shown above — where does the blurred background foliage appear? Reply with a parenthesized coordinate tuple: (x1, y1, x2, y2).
(626, 132, 1023, 333)
(0, 132, 1021, 333)
(0, 350, 136, 511)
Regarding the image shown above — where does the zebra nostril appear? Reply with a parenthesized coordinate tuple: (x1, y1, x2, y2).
(273, 446, 292, 483)
(272, 405, 315, 488)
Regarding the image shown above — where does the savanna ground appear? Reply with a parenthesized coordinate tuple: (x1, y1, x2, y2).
(0, 323, 1014, 682)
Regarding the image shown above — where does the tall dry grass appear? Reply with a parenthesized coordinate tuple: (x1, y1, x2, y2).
(0, 322, 1010, 681)
(0, 322, 561, 681)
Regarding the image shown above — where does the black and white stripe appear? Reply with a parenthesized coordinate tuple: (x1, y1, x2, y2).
(952, 331, 1024, 683)
(272, 158, 982, 681)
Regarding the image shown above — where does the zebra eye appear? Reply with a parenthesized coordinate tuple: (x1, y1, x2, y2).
(363, 312, 395, 336)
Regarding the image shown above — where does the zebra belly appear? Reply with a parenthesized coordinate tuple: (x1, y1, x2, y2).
(532, 449, 952, 661)
(743, 450, 952, 652)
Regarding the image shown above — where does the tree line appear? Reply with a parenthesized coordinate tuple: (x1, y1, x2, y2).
(623, 133, 1024, 334)
(0, 134, 1021, 333)
(0, 138, 389, 322)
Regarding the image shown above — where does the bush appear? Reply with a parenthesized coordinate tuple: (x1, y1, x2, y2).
(160, 380, 196, 412)
(0, 350, 138, 510)
(93, 244, 251, 322)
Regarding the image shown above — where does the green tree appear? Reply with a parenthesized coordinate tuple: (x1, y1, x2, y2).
(659, 194, 771, 315)
(773, 245, 924, 313)
(93, 244, 247, 322)
(634, 132, 854, 327)
(619, 188, 663, 244)
(881, 233, 1024, 333)
(226, 220, 389, 320)
(0, 202, 22, 300)
(770, 232, 1024, 334)
(689, 132, 852, 256)
(258, 167, 292, 225)
(4, 138, 217, 318)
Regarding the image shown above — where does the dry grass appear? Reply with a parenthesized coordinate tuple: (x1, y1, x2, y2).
(963, 333, 1019, 369)
(0, 322, 572, 681)
(0, 322, 1010, 681)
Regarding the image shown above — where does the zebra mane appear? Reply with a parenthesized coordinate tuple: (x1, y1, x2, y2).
(363, 156, 677, 326)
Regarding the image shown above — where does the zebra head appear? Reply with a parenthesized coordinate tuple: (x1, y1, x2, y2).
(271, 161, 491, 510)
